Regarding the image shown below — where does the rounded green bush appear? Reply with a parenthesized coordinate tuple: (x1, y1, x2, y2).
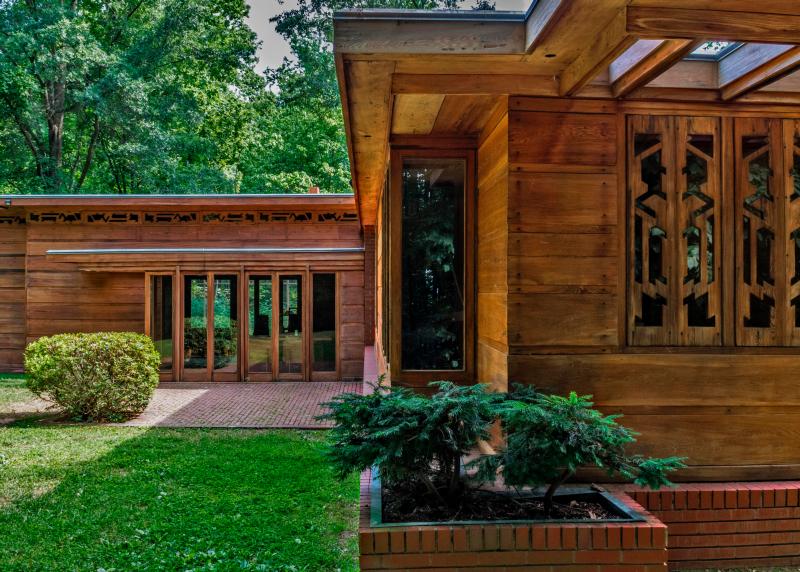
(24, 332, 160, 422)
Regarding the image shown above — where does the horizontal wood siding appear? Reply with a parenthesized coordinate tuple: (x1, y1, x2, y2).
(503, 98, 800, 480)
(7, 204, 365, 380)
(0, 213, 26, 371)
(477, 111, 509, 391)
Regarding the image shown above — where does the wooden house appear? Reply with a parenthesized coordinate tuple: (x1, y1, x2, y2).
(334, 2, 800, 484)
(0, 194, 367, 382)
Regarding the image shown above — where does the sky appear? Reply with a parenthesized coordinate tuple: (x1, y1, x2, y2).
(248, 0, 528, 72)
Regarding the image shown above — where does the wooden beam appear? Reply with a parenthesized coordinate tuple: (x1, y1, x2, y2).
(392, 73, 559, 96)
(391, 94, 445, 135)
(720, 44, 800, 100)
(524, 0, 568, 54)
(627, 6, 800, 44)
(610, 39, 698, 98)
(559, 8, 637, 97)
(333, 18, 524, 55)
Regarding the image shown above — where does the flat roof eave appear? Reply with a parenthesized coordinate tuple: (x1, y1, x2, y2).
(0, 194, 356, 209)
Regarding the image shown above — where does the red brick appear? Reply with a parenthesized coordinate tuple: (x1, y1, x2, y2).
(621, 549, 667, 564)
(621, 526, 636, 549)
(577, 527, 592, 549)
(437, 528, 453, 552)
(674, 490, 687, 509)
(379, 553, 432, 568)
(467, 525, 482, 551)
(738, 488, 750, 508)
(405, 529, 420, 553)
(359, 532, 374, 555)
(420, 528, 435, 552)
(514, 526, 530, 550)
(562, 525, 577, 549)
(764, 488, 776, 507)
(660, 490, 673, 510)
(776, 488, 788, 507)
(687, 490, 700, 509)
(647, 491, 661, 510)
(592, 526, 607, 549)
(452, 527, 468, 552)
(575, 549, 623, 564)
(725, 489, 737, 509)
(373, 531, 389, 553)
(499, 526, 514, 550)
(532, 526, 546, 549)
(545, 525, 561, 549)
(389, 530, 405, 553)
(751, 488, 763, 507)
(700, 490, 713, 509)
(607, 526, 621, 549)
(652, 526, 667, 549)
(483, 525, 498, 551)
(637, 526, 652, 548)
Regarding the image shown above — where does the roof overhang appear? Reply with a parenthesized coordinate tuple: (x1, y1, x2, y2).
(0, 194, 356, 210)
(334, 1, 800, 226)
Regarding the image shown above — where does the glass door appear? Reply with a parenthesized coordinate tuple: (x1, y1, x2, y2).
(247, 275, 274, 381)
(147, 274, 175, 380)
(311, 273, 337, 380)
(183, 274, 209, 381)
(278, 274, 303, 379)
(212, 275, 239, 381)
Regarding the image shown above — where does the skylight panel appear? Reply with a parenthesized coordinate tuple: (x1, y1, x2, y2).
(686, 41, 743, 61)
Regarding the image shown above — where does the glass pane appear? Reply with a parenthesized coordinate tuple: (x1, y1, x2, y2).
(401, 157, 465, 370)
(279, 275, 303, 374)
(183, 275, 207, 370)
(213, 275, 238, 372)
(313, 274, 336, 372)
(248, 276, 272, 374)
(149, 275, 173, 372)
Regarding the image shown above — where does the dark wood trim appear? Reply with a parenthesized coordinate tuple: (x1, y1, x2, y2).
(389, 147, 476, 386)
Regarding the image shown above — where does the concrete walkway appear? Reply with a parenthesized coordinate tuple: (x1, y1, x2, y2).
(113, 382, 363, 428)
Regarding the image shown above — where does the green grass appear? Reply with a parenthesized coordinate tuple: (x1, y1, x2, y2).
(0, 374, 34, 408)
(0, 423, 359, 572)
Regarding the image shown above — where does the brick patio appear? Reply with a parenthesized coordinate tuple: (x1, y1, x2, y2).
(114, 381, 363, 428)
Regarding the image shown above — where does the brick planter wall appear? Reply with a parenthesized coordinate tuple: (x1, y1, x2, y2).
(628, 482, 800, 570)
(360, 472, 667, 571)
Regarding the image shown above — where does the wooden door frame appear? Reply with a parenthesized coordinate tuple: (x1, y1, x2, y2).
(389, 147, 476, 385)
(309, 271, 341, 381)
(276, 271, 307, 381)
(243, 271, 277, 382)
(210, 272, 241, 382)
(179, 272, 210, 382)
(144, 270, 179, 382)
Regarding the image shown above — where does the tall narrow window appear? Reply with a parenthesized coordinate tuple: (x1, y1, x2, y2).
(149, 275, 173, 372)
(213, 275, 238, 374)
(183, 275, 208, 370)
(312, 273, 336, 372)
(401, 158, 465, 370)
(279, 275, 303, 375)
(248, 276, 272, 375)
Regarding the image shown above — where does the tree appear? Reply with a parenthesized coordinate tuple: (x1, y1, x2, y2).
(0, 0, 261, 193)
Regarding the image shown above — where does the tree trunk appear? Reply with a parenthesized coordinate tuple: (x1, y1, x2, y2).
(543, 469, 573, 518)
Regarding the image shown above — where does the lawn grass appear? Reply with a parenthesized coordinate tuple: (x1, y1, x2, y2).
(0, 374, 34, 408)
(0, 422, 359, 571)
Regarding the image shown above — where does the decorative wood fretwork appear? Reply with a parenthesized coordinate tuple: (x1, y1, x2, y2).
(86, 212, 140, 223)
(28, 211, 82, 223)
(0, 214, 25, 225)
(202, 212, 256, 223)
(735, 118, 781, 346)
(317, 212, 359, 223)
(144, 212, 198, 223)
(629, 116, 673, 345)
(628, 115, 722, 346)
(260, 211, 313, 223)
(787, 120, 800, 346)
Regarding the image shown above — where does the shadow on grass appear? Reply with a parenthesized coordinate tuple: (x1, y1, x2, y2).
(0, 421, 359, 572)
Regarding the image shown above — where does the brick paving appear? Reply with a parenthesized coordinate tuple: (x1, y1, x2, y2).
(113, 381, 363, 428)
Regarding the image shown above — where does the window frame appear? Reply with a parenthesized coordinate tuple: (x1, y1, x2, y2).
(389, 147, 476, 384)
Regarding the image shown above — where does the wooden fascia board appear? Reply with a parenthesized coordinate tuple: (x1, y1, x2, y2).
(627, 6, 800, 44)
(720, 45, 800, 101)
(524, 0, 568, 54)
(391, 73, 558, 96)
(559, 7, 637, 97)
(335, 52, 362, 226)
(611, 39, 699, 98)
(333, 18, 525, 55)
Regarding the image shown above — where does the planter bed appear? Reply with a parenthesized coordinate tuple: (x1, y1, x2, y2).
(359, 470, 668, 571)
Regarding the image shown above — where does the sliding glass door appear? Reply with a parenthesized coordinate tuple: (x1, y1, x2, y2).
(247, 275, 274, 381)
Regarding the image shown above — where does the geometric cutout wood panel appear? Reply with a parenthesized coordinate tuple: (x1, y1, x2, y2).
(628, 115, 722, 346)
(787, 120, 800, 346)
(735, 117, 782, 346)
(676, 117, 722, 346)
(628, 115, 674, 345)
